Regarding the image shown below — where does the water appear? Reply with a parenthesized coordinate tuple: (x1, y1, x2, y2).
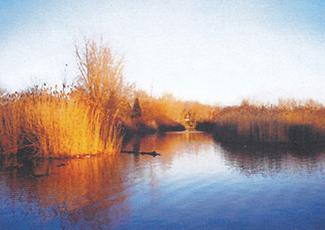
(1, 131, 325, 229)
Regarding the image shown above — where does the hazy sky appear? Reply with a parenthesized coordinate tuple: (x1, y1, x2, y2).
(1, 0, 325, 105)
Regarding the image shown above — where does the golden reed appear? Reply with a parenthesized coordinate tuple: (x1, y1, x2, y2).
(0, 89, 123, 158)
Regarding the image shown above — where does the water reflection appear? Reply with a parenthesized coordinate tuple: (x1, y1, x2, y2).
(0, 155, 133, 229)
(0, 132, 218, 228)
(219, 142, 325, 177)
(124, 131, 215, 156)
(1, 132, 325, 229)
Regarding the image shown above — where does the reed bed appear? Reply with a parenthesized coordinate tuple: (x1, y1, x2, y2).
(0, 90, 124, 158)
(197, 102, 325, 145)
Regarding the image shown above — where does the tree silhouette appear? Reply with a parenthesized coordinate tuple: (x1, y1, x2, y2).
(132, 98, 142, 118)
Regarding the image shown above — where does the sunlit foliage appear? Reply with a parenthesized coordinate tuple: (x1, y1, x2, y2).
(75, 38, 134, 118)
(0, 86, 123, 158)
(134, 90, 217, 130)
(0, 38, 133, 158)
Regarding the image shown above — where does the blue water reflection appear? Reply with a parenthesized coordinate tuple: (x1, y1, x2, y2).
(1, 131, 325, 229)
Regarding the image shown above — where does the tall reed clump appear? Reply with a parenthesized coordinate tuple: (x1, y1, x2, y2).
(0, 37, 136, 158)
(0, 88, 124, 158)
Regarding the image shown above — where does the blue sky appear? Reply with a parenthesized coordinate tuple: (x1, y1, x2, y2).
(1, 0, 325, 105)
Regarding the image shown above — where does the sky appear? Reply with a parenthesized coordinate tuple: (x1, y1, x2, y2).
(1, 0, 325, 105)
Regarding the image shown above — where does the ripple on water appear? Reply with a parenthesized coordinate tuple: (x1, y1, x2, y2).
(2, 132, 325, 229)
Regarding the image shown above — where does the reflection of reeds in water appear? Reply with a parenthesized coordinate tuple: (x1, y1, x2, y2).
(123, 132, 214, 162)
(220, 144, 325, 177)
(35, 156, 128, 212)
(0, 91, 123, 158)
(0, 155, 130, 228)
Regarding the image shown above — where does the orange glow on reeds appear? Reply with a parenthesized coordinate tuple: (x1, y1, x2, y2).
(0, 89, 123, 158)
(135, 90, 216, 128)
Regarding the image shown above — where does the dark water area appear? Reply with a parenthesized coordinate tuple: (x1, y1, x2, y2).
(1, 131, 325, 229)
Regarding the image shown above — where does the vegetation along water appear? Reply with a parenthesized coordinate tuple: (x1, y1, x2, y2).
(1, 37, 325, 229)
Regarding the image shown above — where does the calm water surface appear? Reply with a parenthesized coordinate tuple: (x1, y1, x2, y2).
(1, 131, 325, 229)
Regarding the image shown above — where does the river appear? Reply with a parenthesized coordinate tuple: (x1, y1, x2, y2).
(1, 131, 325, 229)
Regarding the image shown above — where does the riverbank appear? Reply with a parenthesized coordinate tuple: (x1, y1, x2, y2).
(0, 38, 188, 159)
(0, 90, 186, 159)
(196, 101, 325, 148)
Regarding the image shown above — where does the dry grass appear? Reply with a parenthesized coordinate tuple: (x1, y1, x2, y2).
(134, 90, 216, 129)
(0, 89, 124, 158)
(198, 99, 325, 144)
(0, 37, 133, 158)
